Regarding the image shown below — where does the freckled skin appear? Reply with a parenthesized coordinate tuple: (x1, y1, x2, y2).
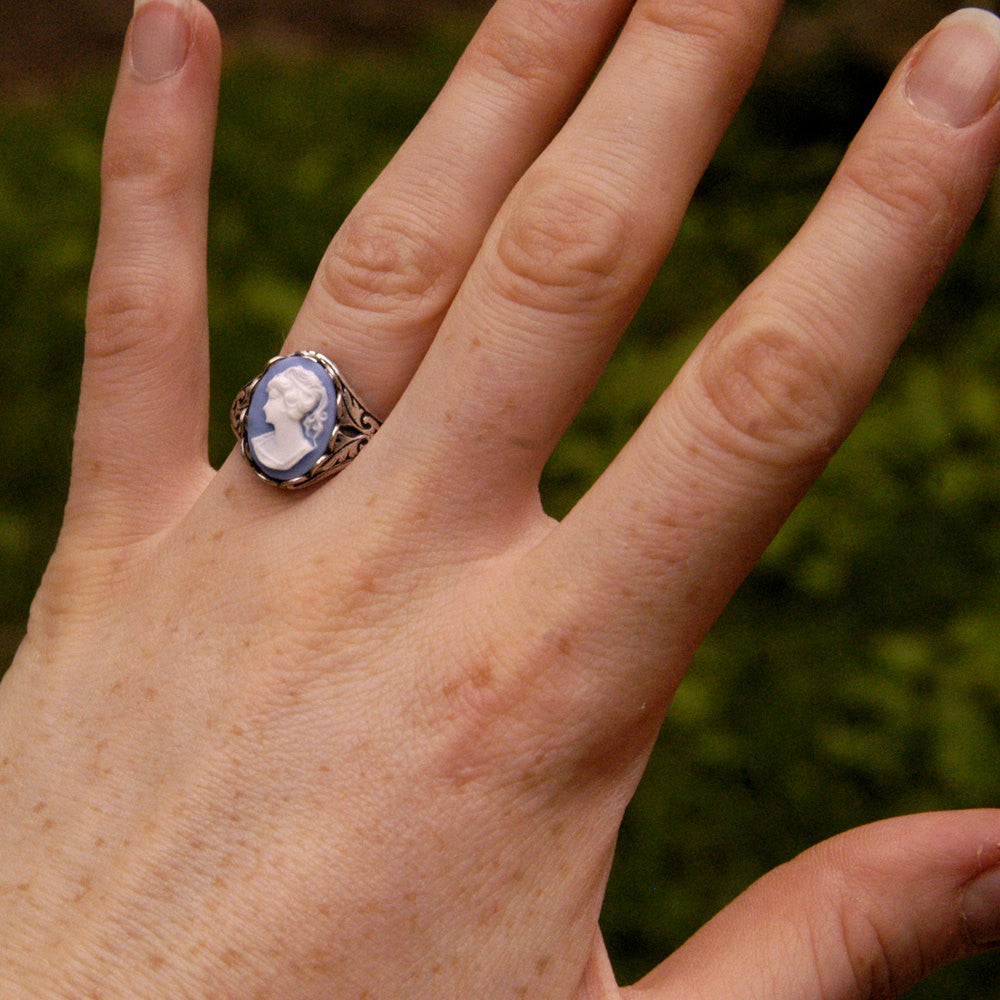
(6, 2, 1000, 1000)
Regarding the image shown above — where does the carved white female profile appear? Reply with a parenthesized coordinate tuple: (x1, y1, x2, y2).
(233, 351, 380, 488)
(249, 366, 330, 472)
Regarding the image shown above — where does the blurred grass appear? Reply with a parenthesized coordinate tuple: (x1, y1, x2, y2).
(2, 8, 1000, 995)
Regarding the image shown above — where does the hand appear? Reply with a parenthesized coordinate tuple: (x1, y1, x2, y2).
(3, 1, 1000, 998)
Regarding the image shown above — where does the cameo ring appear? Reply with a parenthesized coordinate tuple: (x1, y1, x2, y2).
(231, 351, 381, 489)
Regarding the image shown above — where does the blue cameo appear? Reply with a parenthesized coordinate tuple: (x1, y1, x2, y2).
(246, 356, 339, 482)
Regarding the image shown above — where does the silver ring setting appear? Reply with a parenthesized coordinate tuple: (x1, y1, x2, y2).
(231, 351, 380, 489)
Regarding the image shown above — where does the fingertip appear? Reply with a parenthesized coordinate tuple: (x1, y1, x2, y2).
(124, 0, 220, 89)
(636, 811, 1000, 1000)
(905, 7, 1000, 128)
(130, 0, 193, 84)
(189, 0, 223, 76)
(964, 865, 1000, 948)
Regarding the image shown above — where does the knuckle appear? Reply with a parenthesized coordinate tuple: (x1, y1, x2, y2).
(631, 0, 767, 103)
(101, 141, 190, 204)
(695, 316, 847, 471)
(635, 0, 760, 53)
(319, 204, 451, 315)
(490, 171, 635, 312)
(463, 0, 580, 92)
(837, 140, 962, 248)
(85, 281, 171, 361)
(812, 857, 927, 1000)
(831, 903, 896, 999)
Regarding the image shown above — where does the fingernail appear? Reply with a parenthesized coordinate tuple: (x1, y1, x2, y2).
(963, 865, 1000, 946)
(130, 0, 194, 84)
(906, 8, 1000, 128)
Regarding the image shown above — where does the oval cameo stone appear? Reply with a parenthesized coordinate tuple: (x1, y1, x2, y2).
(247, 356, 339, 482)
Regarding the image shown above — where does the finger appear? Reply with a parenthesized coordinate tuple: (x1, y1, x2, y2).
(70, 0, 221, 542)
(373, 0, 783, 509)
(538, 9, 1000, 706)
(280, 0, 634, 418)
(629, 810, 1000, 1000)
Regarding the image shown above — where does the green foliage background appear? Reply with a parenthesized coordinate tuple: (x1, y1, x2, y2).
(2, 7, 1000, 995)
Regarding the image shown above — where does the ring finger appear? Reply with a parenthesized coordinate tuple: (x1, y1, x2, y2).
(278, 0, 636, 418)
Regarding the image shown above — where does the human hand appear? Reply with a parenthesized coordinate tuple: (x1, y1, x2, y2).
(4, 1, 1000, 998)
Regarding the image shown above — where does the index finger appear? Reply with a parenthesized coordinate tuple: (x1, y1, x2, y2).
(538, 8, 1000, 717)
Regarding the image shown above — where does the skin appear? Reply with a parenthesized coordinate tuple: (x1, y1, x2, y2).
(3, 0, 1000, 997)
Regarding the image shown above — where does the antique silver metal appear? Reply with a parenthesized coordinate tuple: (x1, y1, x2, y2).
(231, 351, 381, 489)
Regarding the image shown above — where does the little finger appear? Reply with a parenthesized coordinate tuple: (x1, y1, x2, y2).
(73, 0, 221, 542)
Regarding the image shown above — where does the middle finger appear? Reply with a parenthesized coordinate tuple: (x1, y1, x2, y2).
(380, 0, 782, 507)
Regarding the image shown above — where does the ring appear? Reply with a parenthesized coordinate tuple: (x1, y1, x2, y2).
(230, 351, 381, 489)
